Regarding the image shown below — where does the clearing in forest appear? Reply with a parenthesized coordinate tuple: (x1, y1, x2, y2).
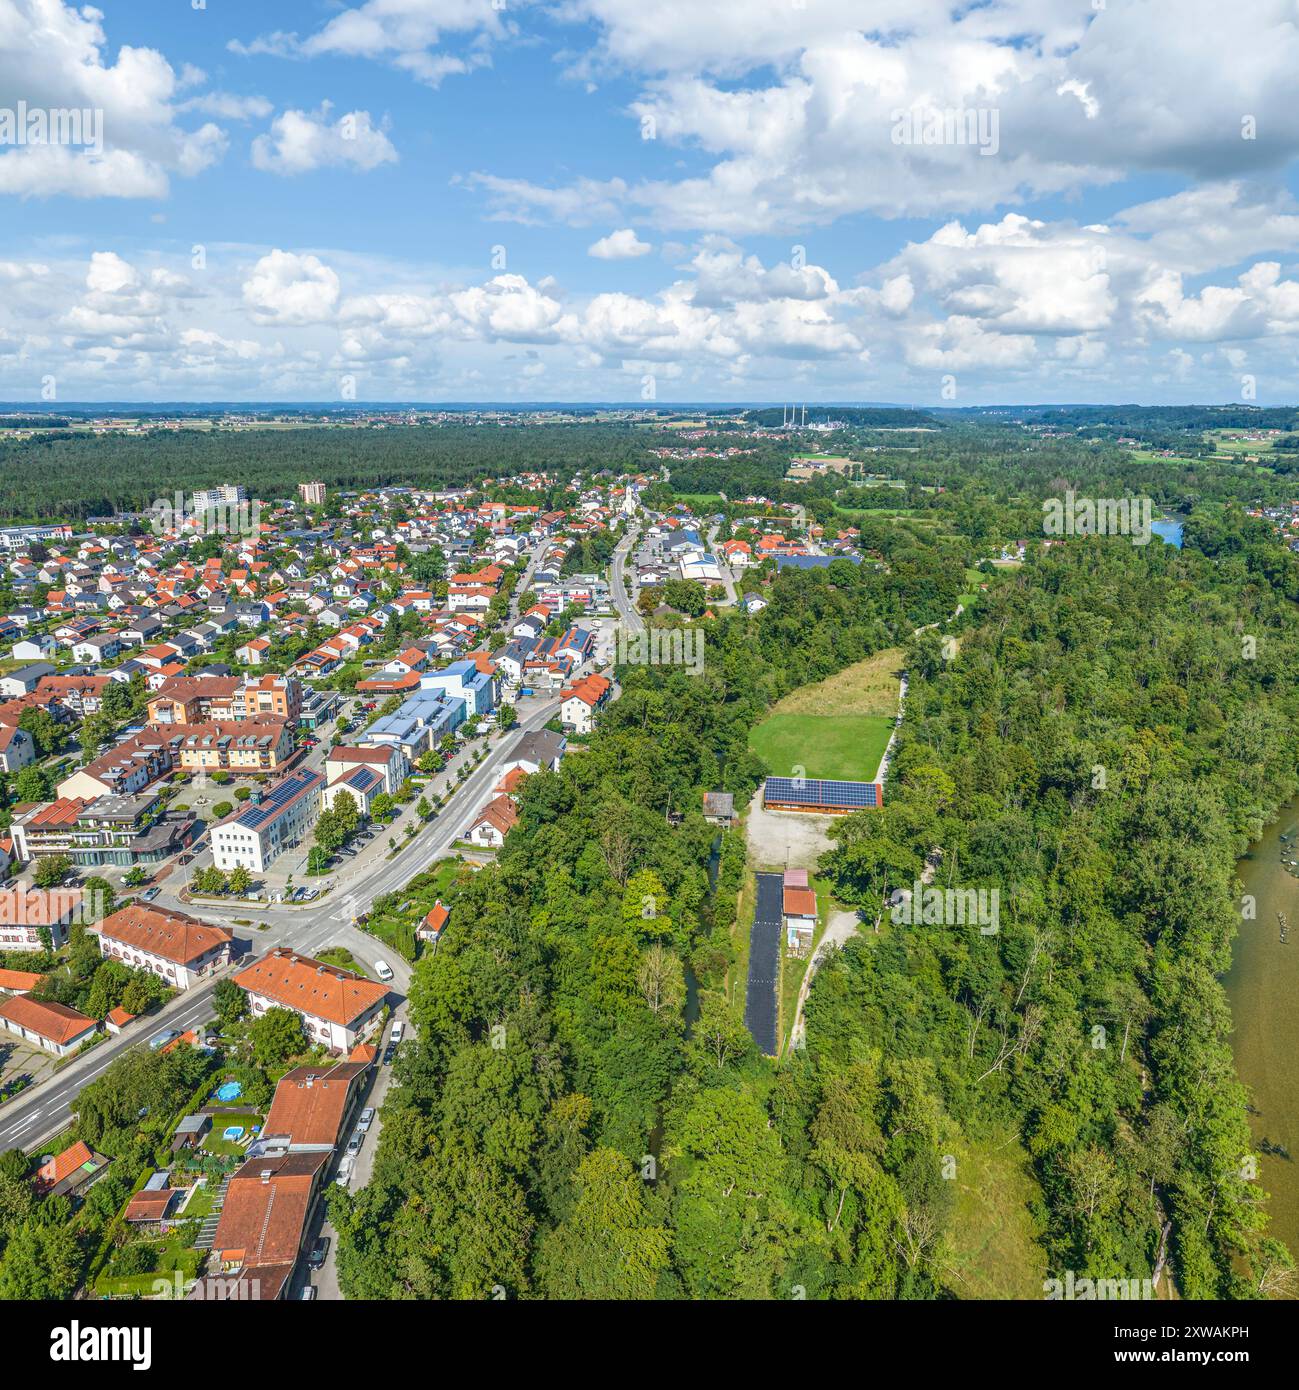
(767, 646, 904, 719)
(945, 1132, 1049, 1300)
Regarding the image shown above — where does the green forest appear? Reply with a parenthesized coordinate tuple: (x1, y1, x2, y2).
(327, 442, 1298, 1298)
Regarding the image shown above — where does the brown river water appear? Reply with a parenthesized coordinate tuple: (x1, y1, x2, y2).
(1226, 805, 1299, 1268)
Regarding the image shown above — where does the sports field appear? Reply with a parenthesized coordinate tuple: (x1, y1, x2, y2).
(748, 712, 893, 781)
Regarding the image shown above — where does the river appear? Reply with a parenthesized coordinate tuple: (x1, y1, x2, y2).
(1226, 805, 1299, 1267)
(1152, 516, 1185, 548)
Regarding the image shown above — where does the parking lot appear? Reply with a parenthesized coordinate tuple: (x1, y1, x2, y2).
(0, 1033, 61, 1102)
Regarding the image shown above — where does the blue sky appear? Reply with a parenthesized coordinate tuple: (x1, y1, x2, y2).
(4, 0, 1299, 403)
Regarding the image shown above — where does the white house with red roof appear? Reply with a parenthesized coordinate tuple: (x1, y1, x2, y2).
(94, 903, 235, 990)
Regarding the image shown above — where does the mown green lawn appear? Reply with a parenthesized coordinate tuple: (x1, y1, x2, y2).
(201, 1113, 262, 1156)
(748, 713, 892, 782)
(94, 1233, 202, 1299)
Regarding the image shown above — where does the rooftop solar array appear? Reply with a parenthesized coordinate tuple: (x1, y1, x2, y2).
(764, 776, 881, 809)
(235, 770, 323, 830)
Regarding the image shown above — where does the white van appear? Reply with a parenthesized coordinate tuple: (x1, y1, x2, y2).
(390, 1020, 405, 1045)
(375, 960, 394, 983)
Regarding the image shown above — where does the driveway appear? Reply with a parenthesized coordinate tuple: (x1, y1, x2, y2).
(745, 796, 838, 871)
(786, 908, 861, 1054)
(309, 1000, 407, 1301)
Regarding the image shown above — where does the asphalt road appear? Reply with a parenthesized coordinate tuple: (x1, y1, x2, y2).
(705, 523, 739, 606)
(744, 872, 783, 1057)
(611, 524, 643, 632)
(305, 998, 407, 1301)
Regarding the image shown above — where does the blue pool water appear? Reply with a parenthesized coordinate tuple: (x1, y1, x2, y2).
(214, 1081, 242, 1102)
(223, 1126, 245, 1142)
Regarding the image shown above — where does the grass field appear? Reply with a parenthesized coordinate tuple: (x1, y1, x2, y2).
(1203, 429, 1293, 454)
(671, 492, 726, 511)
(957, 566, 985, 608)
(768, 647, 904, 719)
(748, 712, 892, 781)
(946, 1132, 1048, 1300)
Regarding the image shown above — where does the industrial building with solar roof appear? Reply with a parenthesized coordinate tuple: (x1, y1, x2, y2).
(762, 776, 884, 813)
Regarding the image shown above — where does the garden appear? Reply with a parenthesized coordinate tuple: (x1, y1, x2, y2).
(361, 856, 473, 961)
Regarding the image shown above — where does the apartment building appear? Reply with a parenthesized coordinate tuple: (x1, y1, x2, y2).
(94, 903, 235, 989)
(232, 947, 389, 1053)
(0, 723, 35, 774)
(203, 1057, 369, 1301)
(8, 793, 199, 870)
(324, 744, 408, 797)
(227, 674, 302, 724)
(57, 729, 173, 801)
(147, 674, 302, 727)
(147, 676, 240, 724)
(0, 885, 80, 952)
(211, 769, 323, 873)
(167, 719, 293, 773)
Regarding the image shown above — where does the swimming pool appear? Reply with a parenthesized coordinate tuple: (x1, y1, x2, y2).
(214, 1081, 242, 1102)
(223, 1126, 245, 1142)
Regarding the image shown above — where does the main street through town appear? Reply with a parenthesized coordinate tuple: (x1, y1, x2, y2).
(0, 534, 610, 1158)
(610, 523, 643, 632)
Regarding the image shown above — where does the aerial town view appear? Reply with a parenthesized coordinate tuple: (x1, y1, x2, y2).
(0, 0, 1296, 1367)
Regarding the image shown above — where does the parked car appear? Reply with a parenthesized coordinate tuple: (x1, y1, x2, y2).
(383, 1045, 396, 1065)
(389, 1020, 404, 1044)
(149, 1030, 179, 1051)
(300, 1285, 317, 1301)
(345, 1132, 363, 1157)
(358, 1107, 375, 1132)
(307, 1237, 330, 1268)
(333, 1164, 352, 1189)
(375, 960, 395, 983)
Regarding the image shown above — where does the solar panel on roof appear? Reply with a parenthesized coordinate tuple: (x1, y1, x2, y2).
(763, 776, 880, 809)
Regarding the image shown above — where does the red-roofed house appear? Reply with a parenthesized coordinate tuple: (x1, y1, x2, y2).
(94, 903, 234, 990)
(232, 948, 389, 1053)
(418, 901, 450, 943)
(467, 793, 518, 849)
(783, 876, 818, 953)
(559, 672, 612, 734)
(0, 968, 44, 994)
(35, 1140, 110, 1199)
